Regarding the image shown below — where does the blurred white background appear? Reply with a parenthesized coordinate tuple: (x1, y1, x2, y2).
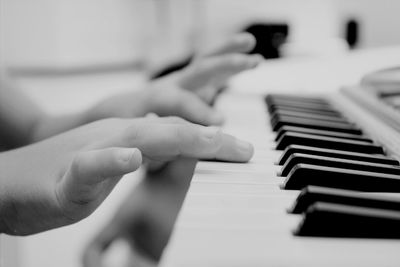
(1, 0, 400, 72)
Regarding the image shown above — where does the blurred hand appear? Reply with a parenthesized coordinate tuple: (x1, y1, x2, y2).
(0, 117, 253, 235)
(82, 158, 197, 267)
(86, 33, 262, 126)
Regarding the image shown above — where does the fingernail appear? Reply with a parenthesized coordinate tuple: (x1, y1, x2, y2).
(201, 126, 220, 139)
(236, 139, 254, 157)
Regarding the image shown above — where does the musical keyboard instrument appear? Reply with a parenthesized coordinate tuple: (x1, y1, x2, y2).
(159, 81, 400, 266)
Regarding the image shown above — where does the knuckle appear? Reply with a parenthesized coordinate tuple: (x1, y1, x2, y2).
(207, 129, 223, 153)
(197, 127, 223, 157)
(122, 122, 142, 144)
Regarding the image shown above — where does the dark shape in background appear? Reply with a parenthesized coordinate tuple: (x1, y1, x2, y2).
(345, 18, 360, 49)
(243, 23, 289, 59)
(153, 23, 289, 79)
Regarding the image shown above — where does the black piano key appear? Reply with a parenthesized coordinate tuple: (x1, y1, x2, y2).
(268, 103, 339, 116)
(294, 202, 400, 238)
(265, 94, 328, 104)
(278, 145, 397, 166)
(267, 99, 332, 111)
(270, 110, 348, 123)
(282, 164, 400, 192)
(279, 153, 400, 176)
(289, 186, 400, 214)
(272, 118, 362, 135)
(268, 106, 342, 118)
(276, 132, 382, 153)
(265, 94, 329, 104)
(270, 114, 354, 130)
(274, 126, 371, 143)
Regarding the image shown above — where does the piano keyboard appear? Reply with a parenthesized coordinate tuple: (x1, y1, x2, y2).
(160, 87, 400, 267)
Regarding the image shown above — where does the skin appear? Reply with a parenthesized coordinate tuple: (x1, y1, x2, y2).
(0, 33, 261, 148)
(0, 33, 260, 260)
(80, 34, 263, 265)
(0, 116, 254, 235)
(83, 158, 198, 267)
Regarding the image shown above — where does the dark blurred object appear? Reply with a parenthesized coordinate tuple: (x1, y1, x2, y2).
(152, 23, 289, 79)
(82, 159, 197, 267)
(151, 57, 192, 79)
(345, 19, 360, 49)
(243, 23, 289, 59)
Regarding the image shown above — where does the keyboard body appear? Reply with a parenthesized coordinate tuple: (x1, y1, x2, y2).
(160, 86, 400, 267)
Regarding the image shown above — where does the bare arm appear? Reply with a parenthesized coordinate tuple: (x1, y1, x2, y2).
(0, 77, 90, 148)
(0, 33, 260, 148)
(0, 77, 45, 147)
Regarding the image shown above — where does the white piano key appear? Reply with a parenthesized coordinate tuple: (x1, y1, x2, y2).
(160, 91, 400, 267)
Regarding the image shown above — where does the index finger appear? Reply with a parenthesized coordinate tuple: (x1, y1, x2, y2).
(108, 122, 254, 162)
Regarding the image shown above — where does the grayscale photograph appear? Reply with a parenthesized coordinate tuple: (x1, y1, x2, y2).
(1, 0, 400, 266)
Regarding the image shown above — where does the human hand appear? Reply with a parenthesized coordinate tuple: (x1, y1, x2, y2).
(86, 33, 262, 126)
(82, 158, 197, 267)
(0, 117, 253, 235)
(173, 33, 262, 101)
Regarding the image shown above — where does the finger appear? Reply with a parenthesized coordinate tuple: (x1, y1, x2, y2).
(205, 53, 262, 75)
(145, 116, 191, 125)
(58, 148, 142, 213)
(145, 113, 159, 119)
(82, 224, 120, 267)
(180, 53, 263, 90)
(174, 90, 224, 126)
(200, 33, 256, 57)
(70, 148, 142, 185)
(112, 123, 254, 163)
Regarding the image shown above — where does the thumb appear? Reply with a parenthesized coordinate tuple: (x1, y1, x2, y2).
(177, 90, 225, 126)
(70, 147, 142, 185)
(57, 148, 142, 220)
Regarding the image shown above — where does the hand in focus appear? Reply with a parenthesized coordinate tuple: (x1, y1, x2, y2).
(0, 117, 253, 235)
(87, 33, 262, 126)
(82, 158, 197, 267)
